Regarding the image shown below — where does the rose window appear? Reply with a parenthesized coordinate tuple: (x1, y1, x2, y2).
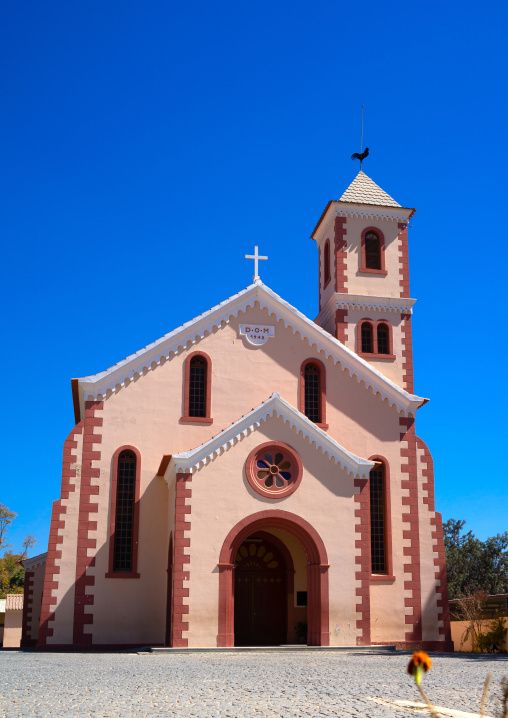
(245, 441, 303, 498)
(256, 451, 292, 489)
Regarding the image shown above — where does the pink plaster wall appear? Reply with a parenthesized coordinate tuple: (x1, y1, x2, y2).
(50, 300, 435, 647)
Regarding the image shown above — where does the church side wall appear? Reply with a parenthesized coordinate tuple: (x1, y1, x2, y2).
(85, 413, 170, 646)
(39, 422, 84, 647)
(417, 439, 441, 642)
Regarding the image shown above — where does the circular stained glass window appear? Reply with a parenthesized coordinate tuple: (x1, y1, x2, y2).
(245, 442, 303, 498)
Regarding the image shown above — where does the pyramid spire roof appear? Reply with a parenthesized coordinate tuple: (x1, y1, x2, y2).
(310, 170, 415, 240)
(339, 171, 401, 207)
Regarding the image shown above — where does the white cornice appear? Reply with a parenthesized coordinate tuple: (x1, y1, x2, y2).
(164, 393, 375, 481)
(313, 202, 413, 245)
(77, 281, 426, 416)
(316, 293, 417, 328)
(21, 552, 47, 571)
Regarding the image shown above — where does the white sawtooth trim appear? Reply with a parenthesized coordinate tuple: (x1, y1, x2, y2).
(21, 552, 47, 571)
(78, 281, 426, 415)
(312, 202, 413, 245)
(167, 393, 375, 479)
(315, 293, 417, 328)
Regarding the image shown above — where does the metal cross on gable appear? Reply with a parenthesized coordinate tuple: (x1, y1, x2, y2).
(245, 245, 268, 282)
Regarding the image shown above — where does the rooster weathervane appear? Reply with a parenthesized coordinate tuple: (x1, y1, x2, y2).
(351, 105, 369, 170)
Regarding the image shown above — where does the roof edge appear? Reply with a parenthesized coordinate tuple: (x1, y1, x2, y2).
(163, 393, 375, 480)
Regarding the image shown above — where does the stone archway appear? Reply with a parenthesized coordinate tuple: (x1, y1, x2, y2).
(218, 510, 329, 647)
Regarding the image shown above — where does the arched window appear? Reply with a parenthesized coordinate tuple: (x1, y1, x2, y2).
(361, 322, 373, 353)
(370, 461, 386, 573)
(357, 320, 394, 358)
(189, 356, 207, 417)
(365, 232, 381, 269)
(360, 227, 387, 274)
(107, 446, 141, 578)
(182, 351, 213, 423)
(323, 239, 331, 286)
(377, 323, 389, 354)
(304, 363, 320, 423)
(299, 359, 327, 428)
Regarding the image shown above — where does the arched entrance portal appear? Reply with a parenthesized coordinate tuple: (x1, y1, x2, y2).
(218, 510, 329, 647)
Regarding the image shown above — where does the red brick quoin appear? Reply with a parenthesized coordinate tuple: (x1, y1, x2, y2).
(21, 571, 36, 647)
(334, 217, 348, 294)
(416, 436, 453, 649)
(398, 222, 410, 299)
(335, 308, 348, 344)
(354, 476, 371, 645)
(172, 473, 192, 647)
(38, 420, 84, 647)
(73, 400, 103, 646)
(400, 417, 422, 644)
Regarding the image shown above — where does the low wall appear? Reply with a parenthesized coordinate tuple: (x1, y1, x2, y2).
(451, 617, 508, 652)
(3, 610, 23, 648)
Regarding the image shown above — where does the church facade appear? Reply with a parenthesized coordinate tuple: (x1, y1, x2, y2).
(26, 171, 453, 650)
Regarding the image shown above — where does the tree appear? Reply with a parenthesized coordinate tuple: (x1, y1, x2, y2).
(444, 518, 508, 599)
(0, 503, 17, 552)
(0, 503, 36, 599)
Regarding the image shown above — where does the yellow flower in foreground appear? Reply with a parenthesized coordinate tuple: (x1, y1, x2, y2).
(407, 651, 432, 686)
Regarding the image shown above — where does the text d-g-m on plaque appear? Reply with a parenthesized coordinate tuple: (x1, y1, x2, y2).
(239, 325, 275, 346)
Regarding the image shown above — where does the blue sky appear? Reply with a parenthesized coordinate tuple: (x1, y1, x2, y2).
(1, 0, 507, 555)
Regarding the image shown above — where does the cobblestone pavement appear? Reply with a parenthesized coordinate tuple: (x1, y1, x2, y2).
(1, 650, 507, 718)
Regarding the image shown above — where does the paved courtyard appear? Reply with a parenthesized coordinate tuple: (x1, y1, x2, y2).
(0, 650, 507, 718)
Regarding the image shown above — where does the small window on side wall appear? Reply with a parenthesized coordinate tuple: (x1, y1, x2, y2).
(323, 239, 331, 286)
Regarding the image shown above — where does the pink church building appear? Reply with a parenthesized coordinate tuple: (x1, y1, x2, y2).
(22, 170, 453, 650)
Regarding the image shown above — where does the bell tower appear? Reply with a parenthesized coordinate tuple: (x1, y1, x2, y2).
(311, 171, 416, 391)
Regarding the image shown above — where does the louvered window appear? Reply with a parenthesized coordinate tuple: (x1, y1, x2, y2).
(365, 232, 381, 269)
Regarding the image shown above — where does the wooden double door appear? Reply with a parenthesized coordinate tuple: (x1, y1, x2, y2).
(234, 534, 287, 646)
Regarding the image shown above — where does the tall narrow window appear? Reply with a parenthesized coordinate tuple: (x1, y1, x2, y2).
(113, 450, 136, 571)
(304, 363, 321, 423)
(370, 462, 386, 573)
(365, 232, 381, 269)
(377, 324, 389, 354)
(361, 322, 373, 353)
(300, 359, 327, 428)
(189, 356, 207, 417)
(182, 351, 213, 423)
(324, 239, 331, 285)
